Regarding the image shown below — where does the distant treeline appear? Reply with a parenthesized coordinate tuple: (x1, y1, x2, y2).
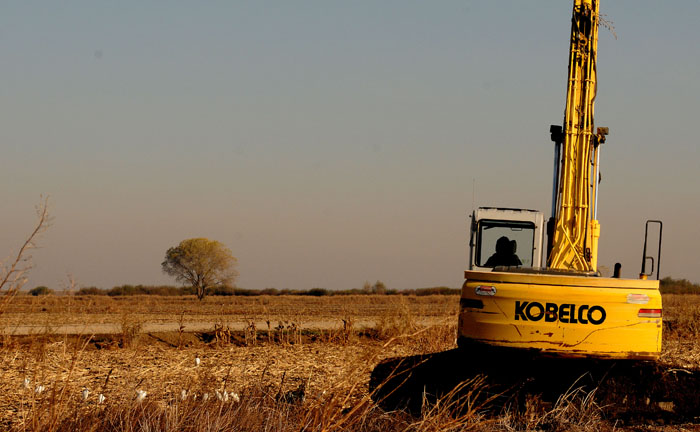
(29, 277, 698, 297)
(660, 277, 700, 294)
(68, 285, 461, 297)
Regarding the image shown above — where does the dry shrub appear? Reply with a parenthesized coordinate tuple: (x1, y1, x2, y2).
(661, 294, 700, 362)
(499, 386, 603, 432)
(376, 297, 418, 339)
(542, 386, 602, 431)
(409, 322, 457, 353)
(340, 313, 355, 343)
(212, 322, 231, 345)
(244, 319, 257, 346)
(176, 311, 186, 349)
(318, 308, 357, 345)
(669, 302, 700, 339)
(270, 318, 303, 345)
(412, 377, 495, 432)
(119, 312, 143, 348)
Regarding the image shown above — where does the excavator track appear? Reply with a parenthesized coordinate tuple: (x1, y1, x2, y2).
(370, 345, 700, 424)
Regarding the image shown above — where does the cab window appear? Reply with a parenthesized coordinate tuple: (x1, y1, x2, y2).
(476, 220, 535, 267)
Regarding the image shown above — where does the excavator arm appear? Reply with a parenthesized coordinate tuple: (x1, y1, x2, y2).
(548, 0, 605, 272)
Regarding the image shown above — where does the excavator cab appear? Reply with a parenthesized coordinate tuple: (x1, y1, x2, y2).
(469, 207, 544, 271)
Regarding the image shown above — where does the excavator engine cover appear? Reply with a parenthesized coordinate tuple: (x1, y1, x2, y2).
(458, 270, 662, 359)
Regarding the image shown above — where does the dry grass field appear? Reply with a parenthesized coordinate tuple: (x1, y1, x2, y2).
(1, 293, 699, 431)
(0, 294, 457, 332)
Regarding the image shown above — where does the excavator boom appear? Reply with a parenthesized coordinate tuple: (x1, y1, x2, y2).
(548, 0, 603, 272)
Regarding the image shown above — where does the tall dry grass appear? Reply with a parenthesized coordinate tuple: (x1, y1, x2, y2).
(4, 292, 699, 430)
(18, 376, 491, 432)
(7, 292, 700, 430)
(2, 311, 619, 432)
(663, 294, 700, 339)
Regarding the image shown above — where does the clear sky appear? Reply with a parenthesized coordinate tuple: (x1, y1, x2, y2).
(3, 1, 699, 290)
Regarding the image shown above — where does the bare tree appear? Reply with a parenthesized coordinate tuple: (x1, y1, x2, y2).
(1, 197, 51, 311)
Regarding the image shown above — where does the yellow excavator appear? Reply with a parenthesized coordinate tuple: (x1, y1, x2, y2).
(372, 1, 699, 419)
(458, 0, 663, 359)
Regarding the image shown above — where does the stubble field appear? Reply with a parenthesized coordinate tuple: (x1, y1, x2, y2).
(1, 293, 699, 431)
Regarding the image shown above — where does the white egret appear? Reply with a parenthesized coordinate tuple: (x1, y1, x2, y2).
(136, 390, 147, 402)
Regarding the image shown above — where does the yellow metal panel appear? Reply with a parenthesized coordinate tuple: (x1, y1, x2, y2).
(459, 271, 662, 359)
(464, 270, 659, 290)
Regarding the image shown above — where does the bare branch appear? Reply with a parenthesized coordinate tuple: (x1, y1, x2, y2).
(0, 196, 51, 304)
